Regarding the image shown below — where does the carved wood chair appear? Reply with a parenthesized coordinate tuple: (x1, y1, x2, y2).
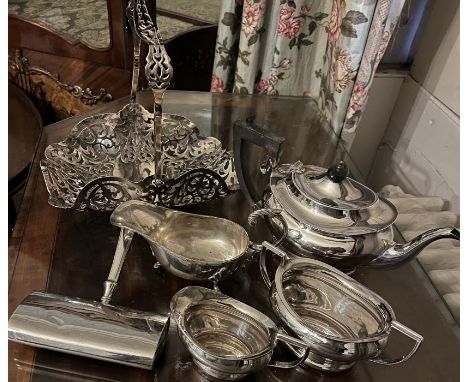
(8, 50, 114, 124)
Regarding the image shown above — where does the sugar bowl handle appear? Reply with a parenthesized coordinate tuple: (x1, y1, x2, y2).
(370, 321, 423, 365)
(258, 241, 290, 289)
(268, 332, 310, 369)
(247, 209, 289, 288)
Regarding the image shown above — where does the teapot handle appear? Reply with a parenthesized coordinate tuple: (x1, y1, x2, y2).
(268, 332, 310, 369)
(369, 321, 423, 365)
(233, 118, 285, 208)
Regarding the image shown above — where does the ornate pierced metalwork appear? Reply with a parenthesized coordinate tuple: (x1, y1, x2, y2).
(40, 0, 238, 211)
(132, 0, 173, 90)
(156, 169, 232, 207)
(130, 0, 174, 183)
(41, 103, 238, 211)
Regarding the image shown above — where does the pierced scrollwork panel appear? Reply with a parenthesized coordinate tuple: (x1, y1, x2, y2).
(72, 177, 156, 211)
(145, 44, 173, 90)
(131, 0, 173, 91)
(41, 103, 239, 211)
(155, 169, 233, 207)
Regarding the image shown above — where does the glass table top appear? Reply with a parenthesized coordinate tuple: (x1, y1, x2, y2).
(8, 90, 459, 382)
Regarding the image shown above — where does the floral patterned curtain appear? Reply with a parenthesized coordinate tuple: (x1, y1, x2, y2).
(211, 0, 405, 142)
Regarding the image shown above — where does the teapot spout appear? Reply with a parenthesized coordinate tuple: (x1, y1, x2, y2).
(368, 227, 460, 268)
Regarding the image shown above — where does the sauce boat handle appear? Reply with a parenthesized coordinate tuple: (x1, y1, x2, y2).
(370, 321, 423, 365)
(268, 332, 310, 369)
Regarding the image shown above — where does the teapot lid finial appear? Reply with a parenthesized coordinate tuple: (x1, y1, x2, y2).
(326, 161, 349, 183)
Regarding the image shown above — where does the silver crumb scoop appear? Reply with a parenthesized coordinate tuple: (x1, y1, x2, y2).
(8, 292, 169, 369)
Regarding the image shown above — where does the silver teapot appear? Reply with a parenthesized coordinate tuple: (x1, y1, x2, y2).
(234, 120, 459, 271)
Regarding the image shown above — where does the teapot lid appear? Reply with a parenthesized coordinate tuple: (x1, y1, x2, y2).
(283, 161, 377, 211)
(269, 161, 397, 236)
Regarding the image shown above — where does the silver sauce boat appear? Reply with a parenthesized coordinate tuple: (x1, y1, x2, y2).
(101, 201, 288, 303)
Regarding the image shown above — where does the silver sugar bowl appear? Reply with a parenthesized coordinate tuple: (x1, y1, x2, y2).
(260, 242, 423, 372)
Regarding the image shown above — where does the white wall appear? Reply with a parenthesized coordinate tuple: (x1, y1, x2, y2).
(368, 76, 459, 212)
(349, 72, 405, 179)
(411, 2, 460, 115)
(353, 0, 459, 213)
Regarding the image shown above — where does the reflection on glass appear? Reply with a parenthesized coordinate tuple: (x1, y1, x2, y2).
(8, 0, 222, 49)
(157, 0, 220, 24)
(8, 0, 111, 49)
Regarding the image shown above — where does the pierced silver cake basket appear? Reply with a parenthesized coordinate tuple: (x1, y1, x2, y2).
(40, 0, 238, 211)
(40, 103, 238, 211)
